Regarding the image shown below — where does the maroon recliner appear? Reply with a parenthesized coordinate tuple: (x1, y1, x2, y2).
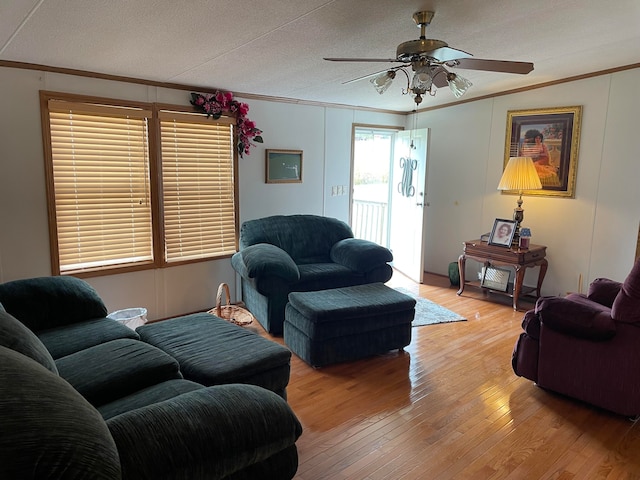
(512, 258, 640, 416)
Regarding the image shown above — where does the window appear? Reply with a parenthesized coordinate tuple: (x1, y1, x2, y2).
(159, 110, 237, 262)
(41, 92, 238, 276)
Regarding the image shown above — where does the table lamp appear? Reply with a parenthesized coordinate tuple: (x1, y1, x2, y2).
(497, 157, 542, 245)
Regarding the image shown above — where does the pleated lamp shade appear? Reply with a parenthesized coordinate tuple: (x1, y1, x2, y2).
(497, 157, 543, 191)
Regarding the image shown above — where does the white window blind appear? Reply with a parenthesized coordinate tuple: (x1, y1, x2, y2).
(47, 99, 153, 273)
(159, 111, 237, 262)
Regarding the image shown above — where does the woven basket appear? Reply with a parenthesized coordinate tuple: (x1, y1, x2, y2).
(207, 283, 254, 326)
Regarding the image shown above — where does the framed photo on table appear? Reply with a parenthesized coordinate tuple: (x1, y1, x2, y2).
(504, 106, 582, 198)
(481, 266, 511, 292)
(488, 218, 516, 247)
(265, 149, 303, 183)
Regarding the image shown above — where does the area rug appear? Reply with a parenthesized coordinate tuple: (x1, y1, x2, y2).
(395, 287, 467, 327)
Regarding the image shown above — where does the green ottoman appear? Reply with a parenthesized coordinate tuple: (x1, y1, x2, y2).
(136, 313, 292, 398)
(284, 283, 415, 367)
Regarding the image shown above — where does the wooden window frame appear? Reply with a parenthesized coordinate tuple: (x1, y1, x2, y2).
(40, 91, 239, 277)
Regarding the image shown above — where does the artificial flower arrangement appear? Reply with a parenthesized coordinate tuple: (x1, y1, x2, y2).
(190, 91, 263, 158)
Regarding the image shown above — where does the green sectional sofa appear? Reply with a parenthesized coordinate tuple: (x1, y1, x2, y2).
(0, 276, 302, 479)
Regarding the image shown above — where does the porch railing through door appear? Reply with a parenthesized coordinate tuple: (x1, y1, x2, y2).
(352, 199, 388, 246)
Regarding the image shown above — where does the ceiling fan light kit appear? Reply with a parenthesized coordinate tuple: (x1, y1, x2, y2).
(411, 65, 434, 92)
(448, 73, 473, 98)
(370, 70, 396, 94)
(325, 11, 534, 108)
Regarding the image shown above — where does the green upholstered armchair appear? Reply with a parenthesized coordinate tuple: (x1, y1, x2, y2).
(231, 214, 393, 334)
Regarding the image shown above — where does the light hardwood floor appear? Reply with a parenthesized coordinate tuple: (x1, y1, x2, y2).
(257, 271, 640, 479)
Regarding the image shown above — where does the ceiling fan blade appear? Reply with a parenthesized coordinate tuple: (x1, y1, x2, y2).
(451, 58, 534, 74)
(430, 66, 449, 88)
(423, 46, 473, 62)
(341, 68, 393, 84)
(324, 57, 402, 63)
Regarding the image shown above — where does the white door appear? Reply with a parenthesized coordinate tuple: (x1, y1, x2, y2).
(388, 128, 428, 282)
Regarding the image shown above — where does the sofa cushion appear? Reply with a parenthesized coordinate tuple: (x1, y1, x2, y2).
(587, 277, 623, 307)
(0, 309, 58, 374)
(107, 384, 302, 480)
(98, 379, 204, 420)
(297, 262, 363, 290)
(611, 259, 640, 323)
(55, 338, 182, 407)
(287, 282, 415, 324)
(0, 276, 108, 332)
(137, 314, 292, 396)
(0, 345, 121, 479)
(38, 317, 139, 359)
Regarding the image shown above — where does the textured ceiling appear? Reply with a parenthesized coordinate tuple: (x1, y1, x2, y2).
(2, 0, 639, 112)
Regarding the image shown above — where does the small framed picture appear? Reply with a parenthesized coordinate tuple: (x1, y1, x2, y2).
(481, 266, 511, 292)
(488, 218, 516, 247)
(265, 149, 303, 183)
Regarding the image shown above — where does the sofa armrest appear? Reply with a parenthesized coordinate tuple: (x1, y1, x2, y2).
(0, 276, 108, 332)
(0, 345, 122, 479)
(107, 384, 302, 479)
(330, 238, 393, 273)
(520, 309, 541, 340)
(587, 278, 623, 307)
(232, 244, 300, 284)
(536, 296, 616, 341)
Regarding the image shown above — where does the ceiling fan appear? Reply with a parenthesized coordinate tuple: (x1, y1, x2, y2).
(324, 11, 534, 105)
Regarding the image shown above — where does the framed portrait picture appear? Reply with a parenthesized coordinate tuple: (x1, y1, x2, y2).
(481, 266, 511, 292)
(265, 149, 303, 183)
(503, 106, 582, 198)
(489, 218, 516, 247)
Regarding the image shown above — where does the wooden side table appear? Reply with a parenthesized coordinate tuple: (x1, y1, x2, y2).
(456, 239, 548, 310)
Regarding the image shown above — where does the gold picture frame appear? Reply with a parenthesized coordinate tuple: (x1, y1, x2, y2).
(504, 106, 582, 198)
(265, 149, 303, 183)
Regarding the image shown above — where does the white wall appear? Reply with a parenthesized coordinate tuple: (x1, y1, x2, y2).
(1, 65, 638, 319)
(236, 103, 405, 224)
(0, 66, 404, 320)
(418, 69, 640, 296)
